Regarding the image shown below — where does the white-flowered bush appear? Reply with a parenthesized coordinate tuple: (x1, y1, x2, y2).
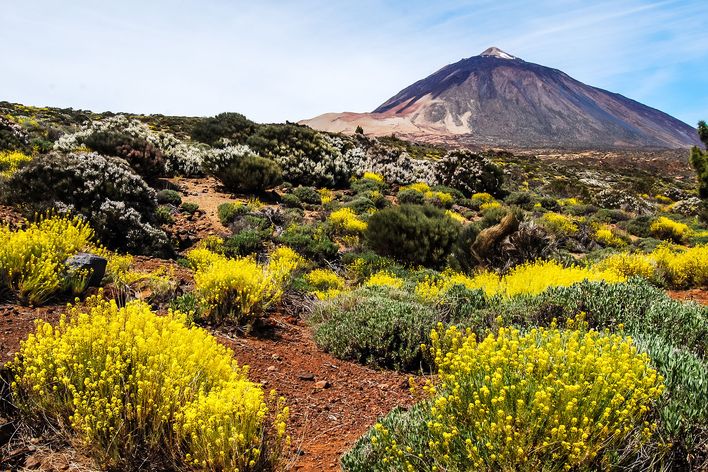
(54, 115, 207, 176)
(4, 151, 169, 254)
(202, 144, 259, 174)
(433, 149, 504, 197)
(670, 197, 703, 216)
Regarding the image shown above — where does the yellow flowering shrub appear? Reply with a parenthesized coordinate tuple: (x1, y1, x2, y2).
(0, 215, 96, 305)
(328, 207, 368, 234)
(650, 216, 691, 243)
(558, 197, 581, 206)
(0, 150, 32, 177)
(655, 194, 673, 204)
(364, 271, 404, 290)
(401, 182, 430, 193)
(594, 224, 627, 247)
(362, 171, 385, 183)
(445, 209, 466, 223)
(540, 212, 578, 236)
(480, 201, 502, 211)
(318, 188, 335, 204)
(593, 244, 707, 288)
(11, 297, 288, 470)
(189, 247, 304, 323)
(371, 322, 663, 471)
(595, 252, 655, 280)
(415, 261, 624, 301)
(306, 268, 345, 299)
(471, 192, 495, 204)
(651, 243, 708, 288)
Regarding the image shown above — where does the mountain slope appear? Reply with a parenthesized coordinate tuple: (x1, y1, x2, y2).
(301, 47, 700, 149)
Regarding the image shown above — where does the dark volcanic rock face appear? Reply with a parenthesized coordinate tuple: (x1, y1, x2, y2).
(302, 47, 700, 150)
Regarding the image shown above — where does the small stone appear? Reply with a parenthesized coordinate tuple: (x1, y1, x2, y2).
(298, 373, 315, 381)
(272, 354, 282, 361)
(378, 383, 389, 390)
(314, 380, 331, 389)
(266, 365, 277, 372)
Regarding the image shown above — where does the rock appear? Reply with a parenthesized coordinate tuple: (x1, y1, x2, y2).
(314, 380, 331, 389)
(266, 365, 277, 372)
(65, 252, 107, 288)
(298, 373, 315, 381)
(271, 354, 282, 361)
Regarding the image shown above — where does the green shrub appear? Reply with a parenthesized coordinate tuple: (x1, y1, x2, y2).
(222, 229, 268, 257)
(217, 202, 248, 226)
(180, 201, 199, 214)
(309, 286, 440, 371)
(277, 223, 338, 263)
(366, 205, 461, 268)
(155, 205, 174, 224)
(344, 196, 376, 214)
(191, 112, 256, 146)
(219, 154, 282, 193)
(280, 193, 302, 209)
(155, 189, 182, 205)
(396, 188, 425, 205)
(292, 185, 321, 204)
(623, 215, 653, 238)
(538, 196, 559, 211)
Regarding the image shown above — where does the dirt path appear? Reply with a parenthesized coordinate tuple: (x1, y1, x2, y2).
(216, 319, 415, 471)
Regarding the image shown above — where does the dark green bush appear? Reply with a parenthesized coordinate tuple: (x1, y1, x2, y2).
(155, 189, 182, 206)
(344, 196, 376, 214)
(504, 191, 535, 209)
(219, 154, 282, 193)
(366, 205, 461, 268)
(217, 202, 248, 226)
(222, 229, 267, 257)
(280, 193, 302, 209)
(622, 215, 653, 238)
(277, 223, 338, 263)
(396, 188, 425, 205)
(191, 112, 256, 146)
(351, 178, 384, 194)
(309, 286, 440, 371)
(292, 186, 321, 205)
(591, 208, 632, 224)
(155, 205, 175, 224)
(180, 202, 199, 214)
(539, 196, 560, 211)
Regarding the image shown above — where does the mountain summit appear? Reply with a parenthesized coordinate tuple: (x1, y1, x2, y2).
(301, 48, 699, 149)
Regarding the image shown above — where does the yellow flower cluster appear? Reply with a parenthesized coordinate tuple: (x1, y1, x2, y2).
(594, 224, 627, 247)
(11, 297, 288, 470)
(318, 188, 335, 204)
(415, 261, 624, 301)
(364, 271, 404, 290)
(541, 212, 578, 236)
(372, 322, 663, 470)
(480, 201, 502, 211)
(305, 268, 345, 299)
(400, 182, 454, 206)
(0, 150, 32, 177)
(654, 194, 673, 204)
(0, 215, 96, 305)
(189, 246, 304, 323)
(650, 216, 691, 243)
(471, 192, 495, 204)
(558, 197, 581, 206)
(328, 207, 368, 234)
(595, 244, 707, 288)
(445, 209, 466, 223)
(362, 171, 385, 183)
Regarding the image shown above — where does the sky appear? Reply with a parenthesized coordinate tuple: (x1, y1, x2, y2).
(1, 0, 707, 126)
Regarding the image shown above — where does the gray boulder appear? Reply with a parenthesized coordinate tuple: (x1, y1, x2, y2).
(65, 252, 107, 288)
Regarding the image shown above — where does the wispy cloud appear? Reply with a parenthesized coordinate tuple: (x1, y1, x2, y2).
(0, 0, 706, 124)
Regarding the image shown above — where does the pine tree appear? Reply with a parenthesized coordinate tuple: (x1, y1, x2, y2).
(689, 120, 708, 199)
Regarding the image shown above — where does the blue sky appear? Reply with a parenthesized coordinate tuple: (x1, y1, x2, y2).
(1, 1, 706, 126)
